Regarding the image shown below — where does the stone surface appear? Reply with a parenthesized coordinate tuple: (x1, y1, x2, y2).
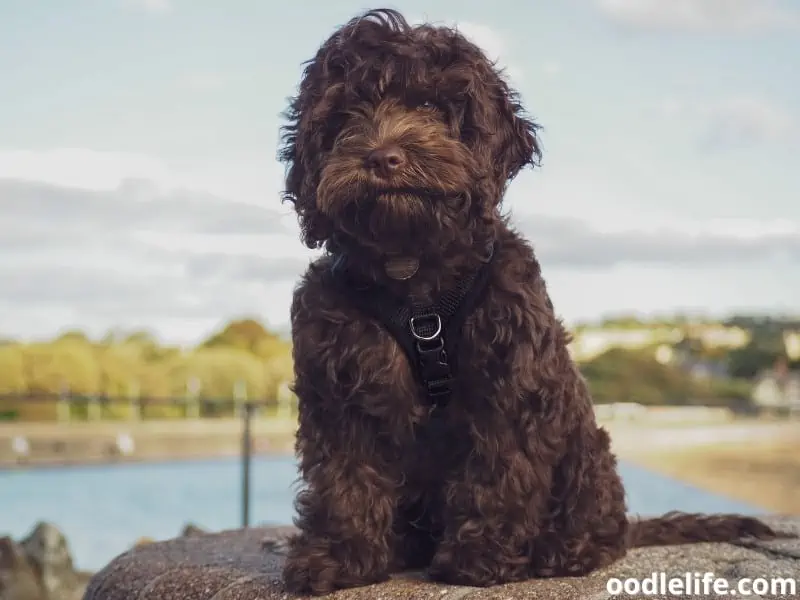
(0, 521, 215, 600)
(0, 522, 92, 600)
(83, 516, 800, 600)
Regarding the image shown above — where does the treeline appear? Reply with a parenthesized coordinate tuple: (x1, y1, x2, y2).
(0, 319, 294, 400)
(579, 315, 800, 406)
(579, 348, 753, 406)
(0, 314, 796, 416)
(576, 313, 800, 332)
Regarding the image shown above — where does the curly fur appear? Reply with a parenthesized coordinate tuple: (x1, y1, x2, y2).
(277, 8, 787, 596)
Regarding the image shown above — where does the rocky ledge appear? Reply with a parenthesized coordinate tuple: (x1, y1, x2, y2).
(0, 523, 203, 600)
(81, 516, 799, 600)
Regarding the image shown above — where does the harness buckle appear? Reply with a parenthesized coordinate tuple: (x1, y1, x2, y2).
(409, 313, 442, 341)
(426, 378, 454, 398)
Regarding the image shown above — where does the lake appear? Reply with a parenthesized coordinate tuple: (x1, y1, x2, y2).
(0, 455, 766, 572)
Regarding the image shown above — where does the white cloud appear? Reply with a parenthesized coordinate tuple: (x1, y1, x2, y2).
(0, 148, 170, 191)
(658, 95, 796, 148)
(123, 0, 172, 14)
(0, 146, 310, 343)
(0, 147, 287, 209)
(1, 147, 797, 344)
(514, 213, 800, 268)
(0, 175, 308, 344)
(702, 97, 796, 147)
(595, 0, 800, 33)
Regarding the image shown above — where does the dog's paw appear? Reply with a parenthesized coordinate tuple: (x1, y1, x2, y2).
(428, 539, 530, 587)
(281, 534, 390, 596)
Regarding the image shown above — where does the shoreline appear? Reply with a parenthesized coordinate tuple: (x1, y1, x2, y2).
(2, 416, 794, 468)
(0, 416, 298, 470)
(0, 447, 294, 472)
(2, 418, 797, 516)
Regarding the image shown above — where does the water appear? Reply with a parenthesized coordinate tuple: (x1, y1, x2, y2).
(1, 456, 766, 572)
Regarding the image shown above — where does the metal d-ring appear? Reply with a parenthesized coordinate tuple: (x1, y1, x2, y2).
(409, 314, 442, 341)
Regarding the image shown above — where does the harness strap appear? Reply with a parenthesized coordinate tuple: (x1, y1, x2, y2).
(328, 242, 495, 408)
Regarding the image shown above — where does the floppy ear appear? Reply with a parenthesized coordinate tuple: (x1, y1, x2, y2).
(461, 63, 542, 196)
(494, 89, 541, 181)
(278, 70, 336, 249)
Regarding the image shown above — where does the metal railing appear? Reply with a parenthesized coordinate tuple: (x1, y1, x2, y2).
(0, 391, 294, 528)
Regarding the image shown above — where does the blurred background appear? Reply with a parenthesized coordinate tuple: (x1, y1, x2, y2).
(1, 0, 798, 597)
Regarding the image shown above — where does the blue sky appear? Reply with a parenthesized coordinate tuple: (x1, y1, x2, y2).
(0, 0, 798, 343)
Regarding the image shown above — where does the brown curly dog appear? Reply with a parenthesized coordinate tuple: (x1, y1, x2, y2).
(277, 8, 787, 596)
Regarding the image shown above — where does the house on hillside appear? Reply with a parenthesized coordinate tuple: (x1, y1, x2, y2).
(686, 323, 751, 350)
(751, 366, 800, 417)
(784, 330, 800, 361)
(568, 327, 683, 362)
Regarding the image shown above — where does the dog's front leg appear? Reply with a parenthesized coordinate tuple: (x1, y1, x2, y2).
(428, 410, 551, 587)
(282, 398, 398, 595)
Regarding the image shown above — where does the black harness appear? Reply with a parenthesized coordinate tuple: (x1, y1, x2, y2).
(327, 242, 496, 409)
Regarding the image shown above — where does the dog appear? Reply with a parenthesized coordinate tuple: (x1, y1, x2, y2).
(277, 8, 787, 596)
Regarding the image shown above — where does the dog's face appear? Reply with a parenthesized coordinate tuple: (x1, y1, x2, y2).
(280, 9, 541, 252)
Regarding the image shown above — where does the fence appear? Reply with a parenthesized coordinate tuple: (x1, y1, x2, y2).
(0, 391, 295, 528)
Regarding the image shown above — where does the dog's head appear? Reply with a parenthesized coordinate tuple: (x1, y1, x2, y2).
(279, 8, 541, 254)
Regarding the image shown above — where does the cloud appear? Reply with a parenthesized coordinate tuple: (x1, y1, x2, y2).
(595, 0, 800, 33)
(0, 177, 308, 334)
(123, 0, 172, 14)
(1, 178, 290, 239)
(700, 97, 796, 148)
(1, 172, 797, 342)
(0, 147, 286, 209)
(514, 213, 800, 268)
(659, 95, 796, 149)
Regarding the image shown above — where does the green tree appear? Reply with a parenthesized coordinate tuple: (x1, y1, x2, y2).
(581, 348, 694, 405)
(22, 341, 100, 394)
(0, 345, 25, 393)
(201, 318, 280, 354)
(727, 336, 786, 379)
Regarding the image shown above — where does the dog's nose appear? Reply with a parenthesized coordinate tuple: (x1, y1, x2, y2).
(365, 146, 406, 176)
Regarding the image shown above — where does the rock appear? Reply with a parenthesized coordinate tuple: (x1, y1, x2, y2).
(83, 516, 800, 600)
(0, 522, 91, 600)
(180, 524, 207, 538)
(0, 537, 41, 600)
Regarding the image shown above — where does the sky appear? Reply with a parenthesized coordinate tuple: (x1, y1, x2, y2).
(0, 0, 798, 345)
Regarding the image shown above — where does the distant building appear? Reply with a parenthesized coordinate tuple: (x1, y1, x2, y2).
(568, 327, 682, 362)
(687, 324, 751, 350)
(568, 323, 751, 363)
(784, 331, 800, 361)
(751, 365, 800, 416)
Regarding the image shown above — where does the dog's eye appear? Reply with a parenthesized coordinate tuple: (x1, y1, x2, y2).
(415, 100, 435, 111)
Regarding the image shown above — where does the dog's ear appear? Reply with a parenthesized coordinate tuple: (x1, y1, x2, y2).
(279, 85, 335, 250)
(461, 58, 542, 194)
(493, 88, 542, 182)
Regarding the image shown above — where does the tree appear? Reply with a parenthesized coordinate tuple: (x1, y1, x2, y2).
(201, 318, 279, 354)
(22, 341, 100, 394)
(581, 348, 700, 406)
(727, 337, 786, 379)
(0, 345, 25, 393)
